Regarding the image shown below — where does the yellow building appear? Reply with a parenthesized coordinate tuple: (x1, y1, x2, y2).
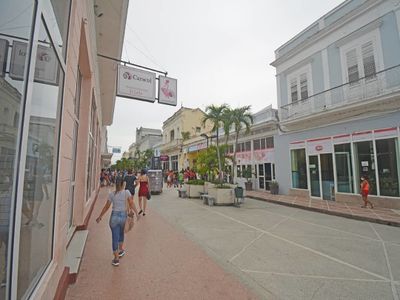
(160, 107, 213, 171)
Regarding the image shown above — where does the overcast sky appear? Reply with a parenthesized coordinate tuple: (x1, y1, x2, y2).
(108, 0, 344, 159)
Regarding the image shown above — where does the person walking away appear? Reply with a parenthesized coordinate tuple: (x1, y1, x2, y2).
(360, 176, 373, 208)
(138, 169, 150, 216)
(96, 177, 139, 266)
(124, 169, 137, 200)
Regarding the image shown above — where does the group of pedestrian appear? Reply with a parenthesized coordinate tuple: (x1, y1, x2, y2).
(96, 169, 151, 266)
(165, 168, 198, 188)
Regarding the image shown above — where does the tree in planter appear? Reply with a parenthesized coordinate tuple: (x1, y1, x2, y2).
(196, 145, 229, 182)
(241, 166, 254, 190)
(230, 106, 253, 181)
(202, 104, 228, 182)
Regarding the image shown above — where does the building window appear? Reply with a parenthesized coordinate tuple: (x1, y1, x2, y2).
(18, 20, 65, 298)
(345, 40, 377, 83)
(261, 138, 266, 149)
(376, 138, 399, 197)
(361, 41, 376, 79)
(196, 127, 201, 133)
(354, 141, 377, 195)
(300, 73, 308, 99)
(171, 155, 178, 171)
(334, 143, 354, 193)
(86, 95, 96, 200)
(290, 78, 298, 102)
(253, 139, 260, 150)
(346, 49, 359, 83)
(245, 141, 251, 151)
(266, 137, 274, 149)
(170, 130, 175, 141)
(291, 149, 307, 189)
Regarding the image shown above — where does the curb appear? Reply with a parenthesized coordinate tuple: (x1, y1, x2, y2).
(247, 195, 400, 227)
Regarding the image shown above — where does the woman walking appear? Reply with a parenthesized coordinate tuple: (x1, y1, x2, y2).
(360, 175, 373, 209)
(96, 177, 139, 266)
(138, 169, 150, 216)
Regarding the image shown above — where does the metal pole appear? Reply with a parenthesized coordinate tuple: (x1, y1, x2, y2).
(97, 53, 168, 76)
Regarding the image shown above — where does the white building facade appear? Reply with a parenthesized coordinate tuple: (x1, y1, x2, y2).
(271, 0, 400, 208)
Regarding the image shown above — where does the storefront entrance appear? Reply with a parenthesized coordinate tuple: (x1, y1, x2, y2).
(309, 154, 335, 200)
(258, 163, 275, 190)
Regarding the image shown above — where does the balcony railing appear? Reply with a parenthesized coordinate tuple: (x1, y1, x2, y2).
(280, 64, 400, 121)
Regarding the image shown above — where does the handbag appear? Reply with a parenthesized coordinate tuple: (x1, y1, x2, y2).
(146, 191, 151, 200)
(124, 191, 134, 233)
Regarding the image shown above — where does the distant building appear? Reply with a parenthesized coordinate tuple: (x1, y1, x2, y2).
(160, 107, 213, 171)
(271, 0, 400, 207)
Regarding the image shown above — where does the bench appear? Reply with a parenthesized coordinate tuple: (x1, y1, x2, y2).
(177, 189, 187, 198)
(200, 193, 215, 206)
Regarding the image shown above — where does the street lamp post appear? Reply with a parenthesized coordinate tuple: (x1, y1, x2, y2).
(200, 133, 209, 148)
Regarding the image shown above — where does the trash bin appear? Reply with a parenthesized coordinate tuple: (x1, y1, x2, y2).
(234, 187, 244, 198)
(234, 187, 244, 205)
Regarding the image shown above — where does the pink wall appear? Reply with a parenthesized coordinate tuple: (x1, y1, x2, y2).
(33, 1, 103, 298)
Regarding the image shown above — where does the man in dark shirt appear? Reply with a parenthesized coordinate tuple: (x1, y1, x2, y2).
(124, 169, 137, 196)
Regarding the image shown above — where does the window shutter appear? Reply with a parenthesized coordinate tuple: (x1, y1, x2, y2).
(300, 73, 308, 100)
(346, 49, 359, 83)
(362, 41, 376, 78)
(290, 78, 298, 102)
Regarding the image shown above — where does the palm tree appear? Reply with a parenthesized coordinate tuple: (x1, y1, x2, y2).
(231, 106, 253, 181)
(221, 107, 233, 145)
(202, 104, 228, 182)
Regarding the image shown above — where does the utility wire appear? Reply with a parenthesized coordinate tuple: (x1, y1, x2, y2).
(104, 0, 167, 72)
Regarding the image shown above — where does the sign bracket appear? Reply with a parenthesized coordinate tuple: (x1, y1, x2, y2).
(97, 53, 168, 76)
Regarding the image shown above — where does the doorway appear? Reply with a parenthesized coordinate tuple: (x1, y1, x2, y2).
(308, 154, 335, 200)
(258, 163, 275, 190)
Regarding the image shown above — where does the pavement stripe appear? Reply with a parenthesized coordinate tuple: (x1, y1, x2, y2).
(229, 232, 264, 263)
(241, 269, 390, 282)
(369, 223, 400, 300)
(240, 201, 380, 242)
(196, 202, 391, 282)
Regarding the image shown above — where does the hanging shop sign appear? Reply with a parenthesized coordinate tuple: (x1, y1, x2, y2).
(112, 147, 122, 154)
(9, 41, 59, 85)
(117, 64, 156, 103)
(158, 75, 177, 106)
(0, 39, 9, 77)
(160, 155, 169, 161)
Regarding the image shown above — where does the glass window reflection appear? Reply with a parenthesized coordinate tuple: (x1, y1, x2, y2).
(17, 20, 64, 299)
(0, 0, 34, 297)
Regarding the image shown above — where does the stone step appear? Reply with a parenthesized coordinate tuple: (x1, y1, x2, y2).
(65, 230, 89, 283)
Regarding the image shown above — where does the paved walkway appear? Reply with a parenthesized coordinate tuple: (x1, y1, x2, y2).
(246, 190, 400, 227)
(66, 187, 257, 300)
(151, 188, 400, 300)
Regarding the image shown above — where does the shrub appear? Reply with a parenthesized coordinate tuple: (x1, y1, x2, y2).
(187, 179, 205, 185)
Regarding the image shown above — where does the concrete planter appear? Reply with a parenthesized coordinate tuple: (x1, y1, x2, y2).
(204, 182, 215, 194)
(208, 187, 234, 205)
(187, 184, 205, 198)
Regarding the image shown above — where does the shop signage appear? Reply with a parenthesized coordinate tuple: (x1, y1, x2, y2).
(117, 65, 156, 103)
(307, 137, 332, 155)
(0, 39, 8, 77)
(112, 147, 121, 154)
(289, 140, 305, 150)
(254, 149, 275, 163)
(352, 130, 373, 142)
(187, 142, 207, 153)
(236, 152, 252, 164)
(9, 41, 59, 85)
(374, 127, 397, 139)
(158, 75, 177, 106)
(333, 134, 351, 145)
(160, 155, 169, 161)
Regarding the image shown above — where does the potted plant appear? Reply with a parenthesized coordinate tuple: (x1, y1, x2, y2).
(186, 179, 205, 198)
(270, 180, 279, 194)
(208, 183, 235, 205)
(242, 168, 253, 191)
